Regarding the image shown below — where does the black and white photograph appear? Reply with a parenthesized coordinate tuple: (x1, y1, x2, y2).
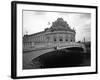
(11, 1, 97, 79)
(23, 10, 91, 69)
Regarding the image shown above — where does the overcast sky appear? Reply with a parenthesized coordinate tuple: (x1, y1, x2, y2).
(23, 10, 91, 41)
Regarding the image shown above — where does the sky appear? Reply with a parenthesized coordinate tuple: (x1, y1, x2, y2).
(23, 10, 91, 42)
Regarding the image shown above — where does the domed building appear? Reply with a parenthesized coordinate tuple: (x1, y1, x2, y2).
(23, 18, 87, 69)
(23, 18, 76, 50)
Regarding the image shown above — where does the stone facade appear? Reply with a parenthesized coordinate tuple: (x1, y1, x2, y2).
(23, 18, 76, 50)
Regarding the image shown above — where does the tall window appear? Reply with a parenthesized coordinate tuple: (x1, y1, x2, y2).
(53, 36, 57, 42)
(59, 36, 63, 42)
(60, 38, 63, 41)
(66, 39, 68, 41)
(46, 36, 50, 41)
(71, 39, 73, 42)
(54, 38, 56, 41)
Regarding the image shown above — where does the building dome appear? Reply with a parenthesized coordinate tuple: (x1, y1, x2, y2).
(45, 18, 75, 32)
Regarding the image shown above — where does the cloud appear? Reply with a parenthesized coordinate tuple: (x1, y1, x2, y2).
(79, 13, 91, 19)
(33, 10, 45, 15)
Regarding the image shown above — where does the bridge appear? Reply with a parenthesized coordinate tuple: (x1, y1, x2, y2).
(23, 42, 86, 69)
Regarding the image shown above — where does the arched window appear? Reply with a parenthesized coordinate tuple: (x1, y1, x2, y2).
(46, 36, 50, 41)
(66, 39, 68, 41)
(59, 36, 63, 42)
(59, 38, 63, 41)
(71, 39, 73, 42)
(53, 36, 57, 42)
(54, 38, 56, 41)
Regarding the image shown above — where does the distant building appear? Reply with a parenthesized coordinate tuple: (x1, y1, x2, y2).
(23, 18, 76, 50)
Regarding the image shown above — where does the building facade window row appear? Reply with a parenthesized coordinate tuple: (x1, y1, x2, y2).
(23, 18, 76, 49)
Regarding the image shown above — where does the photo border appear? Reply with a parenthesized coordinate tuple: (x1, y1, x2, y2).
(11, 1, 98, 79)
